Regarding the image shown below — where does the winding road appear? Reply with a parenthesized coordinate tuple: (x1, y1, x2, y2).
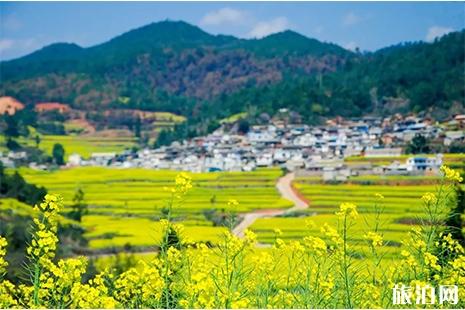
(232, 172, 309, 238)
(89, 172, 308, 257)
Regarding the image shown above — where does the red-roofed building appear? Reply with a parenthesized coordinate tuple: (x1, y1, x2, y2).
(0, 96, 25, 115)
(35, 102, 71, 113)
(455, 114, 465, 122)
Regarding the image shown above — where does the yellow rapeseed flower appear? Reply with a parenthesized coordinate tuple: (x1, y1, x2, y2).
(364, 231, 383, 247)
(440, 165, 463, 183)
(401, 250, 417, 268)
(0, 280, 17, 308)
(321, 223, 342, 246)
(421, 192, 437, 204)
(244, 229, 257, 244)
(227, 199, 239, 208)
(336, 202, 358, 219)
(0, 236, 8, 276)
(303, 236, 327, 255)
(175, 172, 193, 194)
(424, 252, 441, 271)
(320, 274, 335, 298)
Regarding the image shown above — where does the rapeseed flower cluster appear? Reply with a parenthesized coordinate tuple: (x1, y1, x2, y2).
(303, 236, 327, 255)
(227, 199, 239, 208)
(436, 232, 465, 254)
(441, 165, 464, 183)
(321, 223, 342, 247)
(114, 261, 164, 307)
(0, 168, 464, 308)
(336, 202, 358, 219)
(364, 231, 383, 247)
(164, 172, 192, 198)
(422, 192, 437, 204)
(424, 252, 441, 271)
(27, 194, 61, 267)
(174, 172, 193, 195)
(0, 236, 7, 276)
(0, 236, 17, 308)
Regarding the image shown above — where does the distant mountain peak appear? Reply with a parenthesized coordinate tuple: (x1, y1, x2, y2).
(33, 42, 83, 54)
(263, 30, 306, 39)
(240, 29, 350, 57)
(9, 42, 83, 64)
(97, 19, 226, 50)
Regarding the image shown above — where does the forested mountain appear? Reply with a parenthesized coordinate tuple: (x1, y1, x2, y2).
(0, 20, 463, 127)
(210, 30, 465, 124)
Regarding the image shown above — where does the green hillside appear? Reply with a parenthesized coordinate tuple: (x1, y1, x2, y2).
(0, 21, 463, 135)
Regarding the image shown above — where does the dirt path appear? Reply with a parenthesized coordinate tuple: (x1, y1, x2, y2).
(232, 172, 309, 238)
(89, 172, 308, 258)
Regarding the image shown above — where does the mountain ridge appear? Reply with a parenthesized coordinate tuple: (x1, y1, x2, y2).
(0, 20, 353, 104)
(0, 21, 463, 130)
(2, 20, 350, 65)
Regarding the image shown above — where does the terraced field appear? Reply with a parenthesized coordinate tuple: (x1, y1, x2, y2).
(19, 167, 289, 250)
(345, 153, 465, 169)
(83, 215, 226, 249)
(0, 198, 77, 226)
(0, 134, 136, 159)
(250, 176, 441, 258)
(36, 135, 135, 159)
(295, 183, 436, 214)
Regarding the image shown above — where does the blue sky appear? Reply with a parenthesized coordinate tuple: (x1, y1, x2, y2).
(1, 1, 464, 60)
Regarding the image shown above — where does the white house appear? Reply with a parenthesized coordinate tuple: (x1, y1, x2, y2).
(67, 153, 82, 166)
(444, 131, 465, 146)
(406, 155, 443, 173)
(293, 133, 316, 147)
(256, 153, 273, 167)
(90, 152, 116, 166)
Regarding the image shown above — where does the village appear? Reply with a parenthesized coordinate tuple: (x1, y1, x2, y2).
(1, 93, 464, 180)
(59, 111, 465, 180)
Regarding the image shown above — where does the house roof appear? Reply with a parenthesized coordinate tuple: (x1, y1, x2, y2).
(35, 102, 71, 112)
(0, 96, 25, 115)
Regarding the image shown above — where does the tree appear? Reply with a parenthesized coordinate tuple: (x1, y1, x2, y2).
(6, 138, 21, 151)
(238, 119, 250, 134)
(0, 162, 5, 193)
(52, 143, 65, 165)
(406, 134, 431, 154)
(154, 129, 173, 148)
(134, 116, 141, 138)
(449, 142, 465, 153)
(0, 166, 47, 206)
(35, 135, 41, 148)
(68, 187, 87, 222)
(4, 114, 19, 138)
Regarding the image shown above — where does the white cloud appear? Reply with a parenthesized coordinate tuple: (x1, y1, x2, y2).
(247, 17, 290, 38)
(200, 7, 247, 26)
(0, 38, 40, 60)
(344, 41, 358, 51)
(426, 26, 453, 42)
(342, 12, 361, 26)
(0, 39, 15, 52)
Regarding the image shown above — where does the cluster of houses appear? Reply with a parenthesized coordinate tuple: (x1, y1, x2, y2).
(59, 114, 464, 180)
(0, 151, 27, 168)
(1, 96, 464, 179)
